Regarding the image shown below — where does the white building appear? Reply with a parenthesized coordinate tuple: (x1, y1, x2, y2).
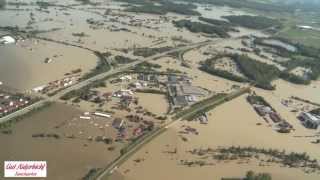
(297, 25, 313, 30)
(0, 36, 16, 44)
(299, 112, 320, 129)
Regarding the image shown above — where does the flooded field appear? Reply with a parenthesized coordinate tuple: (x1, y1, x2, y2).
(155, 56, 246, 94)
(2, 1, 320, 180)
(115, 95, 320, 180)
(0, 39, 98, 91)
(135, 93, 168, 116)
(0, 103, 119, 180)
(270, 79, 320, 104)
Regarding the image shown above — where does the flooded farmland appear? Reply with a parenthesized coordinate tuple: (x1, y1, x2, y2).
(1, 0, 320, 180)
(116, 95, 320, 180)
(0, 103, 119, 180)
(0, 39, 98, 91)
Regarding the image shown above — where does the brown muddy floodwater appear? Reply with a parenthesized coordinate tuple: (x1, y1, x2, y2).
(0, 103, 119, 180)
(0, 40, 98, 91)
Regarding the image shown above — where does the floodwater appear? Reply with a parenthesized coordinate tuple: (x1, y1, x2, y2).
(270, 79, 320, 104)
(196, 4, 253, 20)
(116, 95, 320, 180)
(0, 39, 97, 91)
(135, 93, 168, 116)
(0, 103, 119, 180)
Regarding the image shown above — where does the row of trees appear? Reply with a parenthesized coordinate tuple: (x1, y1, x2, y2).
(199, 54, 280, 90)
(123, 0, 200, 15)
(232, 54, 280, 90)
(173, 0, 292, 13)
(222, 15, 281, 30)
(173, 19, 230, 38)
(198, 17, 239, 33)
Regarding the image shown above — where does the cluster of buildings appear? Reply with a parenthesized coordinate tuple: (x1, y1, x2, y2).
(167, 75, 208, 108)
(248, 95, 293, 132)
(0, 92, 32, 118)
(298, 112, 320, 129)
(254, 104, 293, 132)
(32, 75, 78, 94)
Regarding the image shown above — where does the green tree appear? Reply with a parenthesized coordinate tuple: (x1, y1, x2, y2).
(0, 0, 6, 8)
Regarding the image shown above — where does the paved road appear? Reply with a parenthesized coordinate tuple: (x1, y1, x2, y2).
(0, 101, 47, 124)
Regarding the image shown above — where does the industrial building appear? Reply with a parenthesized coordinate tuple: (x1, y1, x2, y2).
(299, 112, 320, 129)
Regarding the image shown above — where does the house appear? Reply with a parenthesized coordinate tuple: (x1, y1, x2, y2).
(112, 118, 126, 129)
(269, 112, 282, 123)
(254, 105, 272, 116)
(299, 112, 320, 129)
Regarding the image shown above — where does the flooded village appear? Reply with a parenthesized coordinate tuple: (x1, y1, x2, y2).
(1, 0, 320, 180)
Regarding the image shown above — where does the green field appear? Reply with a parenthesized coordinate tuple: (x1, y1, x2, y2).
(277, 28, 320, 49)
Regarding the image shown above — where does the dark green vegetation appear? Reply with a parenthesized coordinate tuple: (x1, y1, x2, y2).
(221, 171, 272, 180)
(180, 0, 320, 13)
(72, 32, 89, 37)
(243, 171, 272, 180)
(232, 54, 280, 90)
(279, 56, 320, 85)
(200, 54, 249, 83)
(254, 37, 320, 85)
(247, 94, 272, 108)
(189, 146, 320, 174)
(113, 55, 136, 65)
(120, 0, 199, 15)
(222, 15, 281, 30)
(135, 89, 166, 95)
(200, 65, 248, 83)
(60, 72, 122, 101)
(198, 17, 234, 28)
(133, 62, 162, 71)
(0, 0, 6, 8)
(200, 54, 280, 90)
(215, 146, 320, 172)
(119, 0, 320, 14)
(82, 168, 101, 180)
(80, 51, 111, 80)
(173, 20, 230, 38)
(133, 46, 172, 57)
